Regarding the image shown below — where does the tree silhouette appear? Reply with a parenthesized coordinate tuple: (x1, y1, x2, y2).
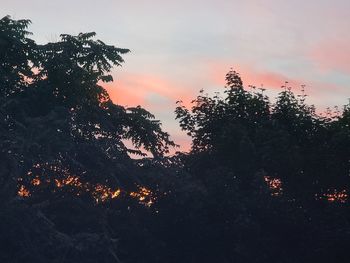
(176, 68, 350, 200)
(0, 16, 176, 263)
(2, 15, 350, 263)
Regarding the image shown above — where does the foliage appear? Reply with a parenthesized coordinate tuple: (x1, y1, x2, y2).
(176, 69, 350, 199)
(0, 16, 175, 263)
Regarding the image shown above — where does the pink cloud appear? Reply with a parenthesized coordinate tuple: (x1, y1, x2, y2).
(309, 38, 350, 74)
(204, 60, 303, 92)
(202, 60, 348, 109)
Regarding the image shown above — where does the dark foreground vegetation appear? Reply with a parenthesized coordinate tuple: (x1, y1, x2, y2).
(1, 16, 350, 263)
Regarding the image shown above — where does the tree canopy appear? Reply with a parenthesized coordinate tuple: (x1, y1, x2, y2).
(176, 69, 350, 199)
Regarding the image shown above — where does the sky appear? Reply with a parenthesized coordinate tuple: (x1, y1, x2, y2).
(2, 0, 350, 152)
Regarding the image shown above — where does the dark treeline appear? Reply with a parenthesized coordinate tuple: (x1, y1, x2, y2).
(1, 16, 350, 263)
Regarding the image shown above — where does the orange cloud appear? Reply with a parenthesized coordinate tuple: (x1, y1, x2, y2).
(105, 72, 198, 109)
(103, 72, 196, 152)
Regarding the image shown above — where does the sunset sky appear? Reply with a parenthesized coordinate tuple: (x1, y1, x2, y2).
(2, 0, 350, 152)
